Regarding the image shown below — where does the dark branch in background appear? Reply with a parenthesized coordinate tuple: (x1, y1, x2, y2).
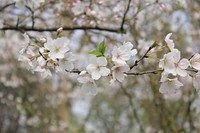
(120, 86, 145, 133)
(0, 26, 126, 33)
(25, 5, 35, 29)
(120, 0, 131, 31)
(0, 2, 15, 12)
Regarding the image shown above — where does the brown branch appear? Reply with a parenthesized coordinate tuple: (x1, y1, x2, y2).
(126, 69, 163, 75)
(0, 2, 15, 12)
(0, 26, 125, 33)
(120, 0, 131, 31)
(25, 5, 35, 29)
(130, 46, 154, 69)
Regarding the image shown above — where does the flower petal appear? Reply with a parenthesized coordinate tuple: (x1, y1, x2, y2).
(99, 67, 110, 76)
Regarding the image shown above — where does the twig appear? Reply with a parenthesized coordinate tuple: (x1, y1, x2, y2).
(130, 46, 154, 69)
(0, 26, 126, 33)
(126, 69, 163, 75)
(120, 0, 131, 31)
(0, 2, 15, 12)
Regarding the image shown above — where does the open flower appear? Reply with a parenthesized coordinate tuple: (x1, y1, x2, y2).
(190, 53, 200, 70)
(44, 37, 70, 60)
(165, 33, 175, 51)
(159, 49, 189, 77)
(171, 49, 189, 77)
(159, 72, 183, 94)
(112, 42, 137, 65)
(86, 57, 110, 80)
(159, 51, 175, 74)
(58, 52, 76, 72)
(78, 73, 97, 95)
(111, 64, 130, 82)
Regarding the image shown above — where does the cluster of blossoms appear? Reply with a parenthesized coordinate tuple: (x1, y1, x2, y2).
(18, 30, 200, 96)
(159, 33, 200, 95)
(18, 31, 75, 78)
(78, 41, 137, 95)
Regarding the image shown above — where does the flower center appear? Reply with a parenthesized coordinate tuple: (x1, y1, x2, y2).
(55, 47, 60, 53)
(116, 53, 121, 59)
(174, 62, 179, 68)
(115, 67, 120, 72)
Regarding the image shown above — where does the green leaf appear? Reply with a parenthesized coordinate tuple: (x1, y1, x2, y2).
(151, 41, 159, 48)
(98, 40, 106, 55)
(89, 50, 103, 57)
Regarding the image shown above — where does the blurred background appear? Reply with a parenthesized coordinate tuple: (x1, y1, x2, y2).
(0, 0, 200, 133)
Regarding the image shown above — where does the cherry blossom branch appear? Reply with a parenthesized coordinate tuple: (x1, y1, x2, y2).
(130, 45, 154, 69)
(0, 26, 125, 33)
(126, 69, 163, 75)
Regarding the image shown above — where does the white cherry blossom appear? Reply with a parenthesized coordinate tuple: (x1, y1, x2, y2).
(77, 73, 97, 95)
(111, 64, 130, 82)
(112, 42, 137, 65)
(165, 33, 175, 51)
(190, 53, 200, 70)
(159, 49, 189, 77)
(160, 73, 183, 94)
(86, 57, 110, 80)
(193, 71, 200, 95)
(171, 49, 190, 77)
(58, 52, 76, 72)
(159, 50, 176, 74)
(44, 37, 70, 60)
(19, 33, 31, 54)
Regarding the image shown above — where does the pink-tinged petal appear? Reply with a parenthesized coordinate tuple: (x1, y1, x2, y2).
(131, 49, 137, 55)
(160, 72, 168, 82)
(176, 68, 187, 77)
(193, 71, 200, 94)
(121, 53, 131, 61)
(172, 78, 183, 88)
(160, 82, 170, 94)
(165, 33, 174, 51)
(160, 78, 183, 94)
(115, 71, 125, 82)
(164, 62, 176, 74)
(86, 64, 96, 74)
(65, 62, 74, 71)
(159, 59, 164, 69)
(23, 33, 30, 43)
(97, 57, 107, 66)
(123, 42, 133, 50)
(190, 53, 200, 70)
(82, 82, 98, 95)
(49, 52, 64, 59)
(191, 53, 200, 61)
(91, 71, 101, 80)
(77, 76, 88, 84)
(192, 62, 200, 70)
(171, 49, 180, 62)
(99, 67, 110, 76)
(179, 58, 189, 69)
(120, 65, 130, 72)
(44, 38, 54, 50)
